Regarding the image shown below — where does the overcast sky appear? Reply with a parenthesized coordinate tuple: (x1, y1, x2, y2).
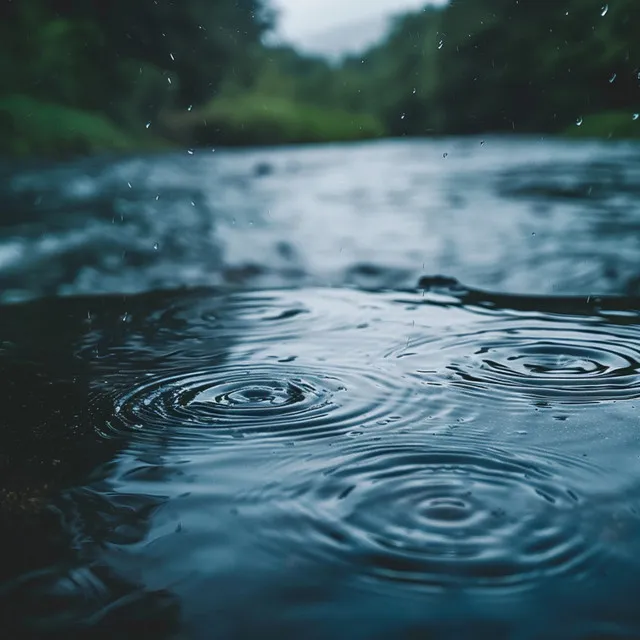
(274, 0, 445, 47)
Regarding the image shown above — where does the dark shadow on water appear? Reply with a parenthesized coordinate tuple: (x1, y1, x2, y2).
(0, 290, 243, 637)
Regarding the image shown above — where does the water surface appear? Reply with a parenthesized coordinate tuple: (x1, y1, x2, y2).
(2, 138, 640, 639)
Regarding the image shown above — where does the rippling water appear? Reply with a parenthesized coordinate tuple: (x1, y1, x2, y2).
(3, 138, 640, 638)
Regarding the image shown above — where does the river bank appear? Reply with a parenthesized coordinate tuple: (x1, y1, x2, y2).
(2, 93, 638, 160)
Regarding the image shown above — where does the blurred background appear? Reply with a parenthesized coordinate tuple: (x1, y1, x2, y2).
(1, 0, 640, 303)
(1, 0, 639, 154)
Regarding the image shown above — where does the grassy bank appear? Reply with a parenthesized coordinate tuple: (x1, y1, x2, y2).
(0, 94, 168, 158)
(162, 94, 385, 147)
(3, 94, 640, 161)
(563, 111, 640, 140)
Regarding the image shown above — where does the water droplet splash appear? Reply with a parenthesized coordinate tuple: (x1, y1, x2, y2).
(247, 436, 604, 591)
(388, 318, 640, 410)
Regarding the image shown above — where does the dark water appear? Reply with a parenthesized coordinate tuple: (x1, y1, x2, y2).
(2, 137, 640, 639)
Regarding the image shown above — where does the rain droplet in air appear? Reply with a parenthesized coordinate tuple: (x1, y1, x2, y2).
(609, 73, 617, 83)
(633, 113, 639, 121)
(187, 105, 193, 112)
(153, 243, 159, 251)
(188, 149, 194, 155)
(401, 113, 406, 120)
(438, 39, 444, 49)
(412, 87, 417, 94)
(600, 4, 608, 16)
(170, 52, 175, 61)
(576, 116, 583, 126)
(146, 122, 151, 129)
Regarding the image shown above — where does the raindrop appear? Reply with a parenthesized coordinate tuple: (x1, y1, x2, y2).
(633, 113, 639, 121)
(609, 73, 617, 83)
(145, 122, 151, 129)
(127, 182, 132, 189)
(443, 152, 448, 158)
(187, 105, 193, 112)
(170, 52, 175, 61)
(167, 77, 172, 85)
(153, 243, 159, 251)
(438, 39, 444, 49)
(600, 4, 608, 16)
(412, 87, 417, 94)
(188, 149, 194, 155)
(576, 116, 583, 126)
(400, 113, 406, 120)
(480, 140, 485, 146)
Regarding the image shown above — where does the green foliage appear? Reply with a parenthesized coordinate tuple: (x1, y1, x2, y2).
(331, 0, 640, 136)
(166, 95, 384, 146)
(563, 111, 640, 139)
(2, 0, 640, 157)
(0, 95, 166, 158)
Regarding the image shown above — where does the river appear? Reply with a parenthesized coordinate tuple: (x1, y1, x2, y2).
(1, 136, 640, 639)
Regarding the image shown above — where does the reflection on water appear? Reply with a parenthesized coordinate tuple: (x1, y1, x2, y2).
(2, 138, 640, 638)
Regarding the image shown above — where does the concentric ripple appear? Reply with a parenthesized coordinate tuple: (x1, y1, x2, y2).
(98, 359, 439, 445)
(247, 437, 603, 591)
(388, 318, 640, 408)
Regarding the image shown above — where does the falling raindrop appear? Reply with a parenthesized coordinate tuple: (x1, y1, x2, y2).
(188, 105, 193, 111)
(633, 113, 639, 121)
(401, 113, 406, 120)
(443, 152, 448, 158)
(600, 4, 608, 16)
(609, 73, 617, 83)
(576, 116, 583, 126)
(412, 87, 417, 94)
(153, 243, 159, 251)
(438, 39, 444, 49)
(188, 149, 194, 155)
(480, 140, 485, 146)
(170, 52, 175, 61)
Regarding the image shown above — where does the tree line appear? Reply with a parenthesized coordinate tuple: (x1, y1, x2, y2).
(1, 0, 639, 155)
